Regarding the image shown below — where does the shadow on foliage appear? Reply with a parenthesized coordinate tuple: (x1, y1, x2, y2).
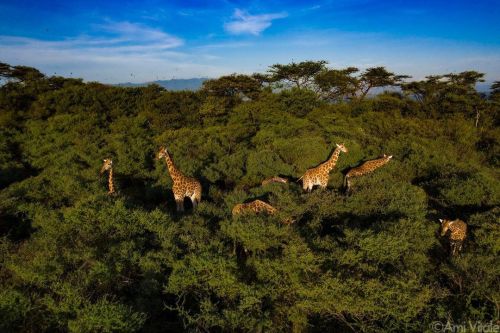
(0, 211, 34, 241)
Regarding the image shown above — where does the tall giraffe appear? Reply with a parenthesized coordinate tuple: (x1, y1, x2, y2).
(100, 158, 115, 195)
(232, 200, 294, 225)
(440, 218, 467, 256)
(299, 143, 348, 192)
(344, 154, 392, 193)
(157, 146, 202, 212)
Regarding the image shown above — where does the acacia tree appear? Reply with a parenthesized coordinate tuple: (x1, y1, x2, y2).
(401, 75, 447, 116)
(314, 67, 360, 101)
(267, 60, 328, 90)
(401, 71, 486, 123)
(491, 81, 500, 101)
(444, 71, 485, 126)
(201, 74, 263, 100)
(358, 66, 409, 99)
(251, 73, 273, 87)
(0, 63, 45, 83)
(0, 62, 10, 77)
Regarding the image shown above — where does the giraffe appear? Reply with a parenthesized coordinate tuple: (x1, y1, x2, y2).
(344, 154, 393, 193)
(157, 146, 202, 212)
(261, 176, 289, 186)
(232, 200, 294, 225)
(440, 218, 467, 256)
(299, 143, 348, 192)
(100, 158, 115, 195)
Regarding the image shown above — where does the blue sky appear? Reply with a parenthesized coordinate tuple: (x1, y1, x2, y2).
(0, 0, 499, 83)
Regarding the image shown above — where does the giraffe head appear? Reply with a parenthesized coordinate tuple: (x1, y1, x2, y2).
(336, 143, 348, 153)
(157, 146, 169, 160)
(100, 159, 113, 174)
(439, 218, 453, 236)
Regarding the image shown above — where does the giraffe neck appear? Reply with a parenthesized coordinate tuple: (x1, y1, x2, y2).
(373, 158, 390, 170)
(108, 168, 115, 194)
(364, 158, 388, 173)
(164, 153, 181, 181)
(322, 148, 341, 172)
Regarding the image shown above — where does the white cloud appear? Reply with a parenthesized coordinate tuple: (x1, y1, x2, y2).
(224, 9, 287, 36)
(0, 22, 231, 82)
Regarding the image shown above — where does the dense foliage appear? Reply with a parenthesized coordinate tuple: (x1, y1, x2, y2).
(0, 61, 499, 332)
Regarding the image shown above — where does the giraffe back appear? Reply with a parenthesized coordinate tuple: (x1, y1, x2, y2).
(232, 200, 277, 216)
(301, 144, 348, 191)
(158, 146, 202, 203)
(347, 154, 392, 177)
(440, 219, 467, 241)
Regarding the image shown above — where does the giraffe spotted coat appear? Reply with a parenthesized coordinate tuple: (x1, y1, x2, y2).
(440, 218, 467, 256)
(300, 143, 348, 192)
(232, 200, 294, 225)
(344, 154, 393, 192)
(100, 158, 115, 195)
(157, 147, 202, 212)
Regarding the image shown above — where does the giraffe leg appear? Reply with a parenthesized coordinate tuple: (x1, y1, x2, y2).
(191, 195, 198, 209)
(450, 241, 458, 256)
(456, 241, 463, 255)
(192, 186, 202, 209)
(345, 177, 352, 194)
(174, 195, 184, 212)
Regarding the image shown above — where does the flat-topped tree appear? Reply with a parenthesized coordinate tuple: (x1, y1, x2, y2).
(401, 71, 486, 121)
(0, 62, 46, 84)
(358, 66, 410, 99)
(444, 71, 485, 89)
(491, 81, 500, 101)
(201, 74, 263, 100)
(267, 60, 328, 90)
(314, 67, 360, 101)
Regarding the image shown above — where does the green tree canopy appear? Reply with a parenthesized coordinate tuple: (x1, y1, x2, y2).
(201, 74, 263, 100)
(267, 60, 328, 89)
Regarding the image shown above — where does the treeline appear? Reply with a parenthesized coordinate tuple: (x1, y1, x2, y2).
(0, 61, 499, 332)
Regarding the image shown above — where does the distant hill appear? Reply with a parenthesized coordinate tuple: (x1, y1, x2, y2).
(116, 78, 208, 91)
